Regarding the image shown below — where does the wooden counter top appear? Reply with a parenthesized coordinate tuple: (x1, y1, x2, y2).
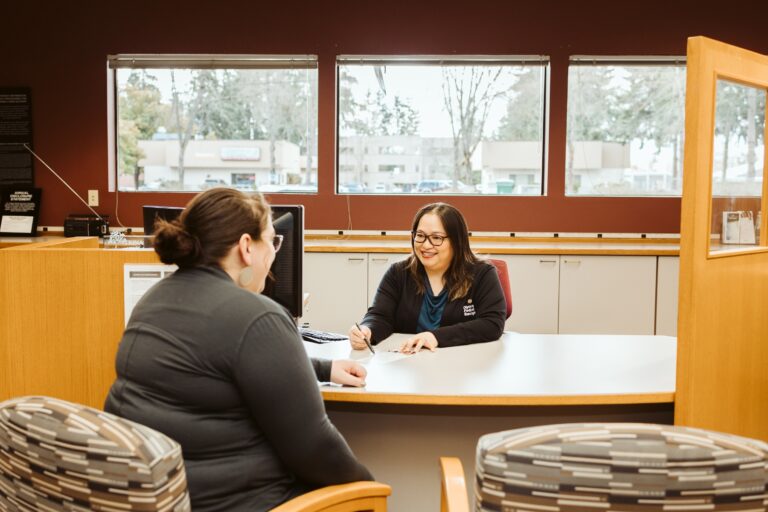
(305, 236, 680, 255)
(2, 234, 681, 255)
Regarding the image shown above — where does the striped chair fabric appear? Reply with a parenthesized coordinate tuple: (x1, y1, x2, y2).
(476, 422, 768, 511)
(0, 395, 190, 511)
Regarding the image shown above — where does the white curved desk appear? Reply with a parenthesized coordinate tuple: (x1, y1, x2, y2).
(304, 333, 676, 511)
(305, 333, 675, 405)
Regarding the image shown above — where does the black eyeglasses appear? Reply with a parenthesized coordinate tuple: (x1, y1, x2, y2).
(272, 234, 284, 252)
(412, 231, 448, 246)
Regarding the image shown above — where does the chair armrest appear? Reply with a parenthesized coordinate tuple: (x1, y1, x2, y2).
(440, 457, 469, 512)
(272, 481, 391, 512)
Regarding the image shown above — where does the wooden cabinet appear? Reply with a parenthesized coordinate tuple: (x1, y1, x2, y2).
(492, 255, 560, 334)
(302, 253, 368, 333)
(655, 256, 679, 336)
(367, 253, 409, 306)
(303, 251, 677, 337)
(558, 256, 657, 334)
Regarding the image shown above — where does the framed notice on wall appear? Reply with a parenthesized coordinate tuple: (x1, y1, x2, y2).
(0, 187, 42, 236)
(0, 87, 33, 186)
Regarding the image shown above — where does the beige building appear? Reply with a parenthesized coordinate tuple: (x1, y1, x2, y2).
(138, 139, 303, 190)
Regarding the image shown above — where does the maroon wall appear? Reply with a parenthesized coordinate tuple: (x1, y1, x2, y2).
(2, 1, 766, 232)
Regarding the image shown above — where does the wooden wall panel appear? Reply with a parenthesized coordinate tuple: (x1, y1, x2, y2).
(675, 37, 768, 440)
(0, 242, 159, 407)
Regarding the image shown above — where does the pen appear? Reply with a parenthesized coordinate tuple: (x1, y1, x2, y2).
(354, 322, 376, 354)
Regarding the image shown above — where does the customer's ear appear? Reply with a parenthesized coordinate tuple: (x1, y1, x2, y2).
(237, 233, 254, 266)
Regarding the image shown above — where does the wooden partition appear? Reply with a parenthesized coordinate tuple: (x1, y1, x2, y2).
(676, 37, 768, 440)
(0, 238, 159, 407)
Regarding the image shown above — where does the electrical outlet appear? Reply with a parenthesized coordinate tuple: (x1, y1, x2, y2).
(88, 189, 99, 207)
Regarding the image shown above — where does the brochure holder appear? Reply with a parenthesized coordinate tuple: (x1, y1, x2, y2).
(721, 210, 756, 245)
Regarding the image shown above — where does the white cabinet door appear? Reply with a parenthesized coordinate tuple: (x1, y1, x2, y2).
(559, 256, 656, 334)
(493, 255, 560, 334)
(367, 253, 410, 306)
(655, 256, 679, 336)
(302, 253, 368, 333)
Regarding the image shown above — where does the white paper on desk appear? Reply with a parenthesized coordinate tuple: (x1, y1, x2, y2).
(347, 349, 410, 366)
(0, 215, 33, 233)
(366, 351, 410, 365)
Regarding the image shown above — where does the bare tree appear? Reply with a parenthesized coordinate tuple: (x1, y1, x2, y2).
(169, 70, 205, 189)
(304, 76, 317, 185)
(441, 66, 507, 187)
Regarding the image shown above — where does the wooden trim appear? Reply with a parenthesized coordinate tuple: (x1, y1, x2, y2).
(319, 390, 675, 406)
(3, 237, 99, 249)
(306, 233, 679, 244)
(307, 246, 679, 255)
(305, 242, 680, 256)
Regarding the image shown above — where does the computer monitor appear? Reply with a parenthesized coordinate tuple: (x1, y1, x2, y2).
(142, 205, 184, 236)
(263, 205, 304, 319)
(141, 202, 303, 318)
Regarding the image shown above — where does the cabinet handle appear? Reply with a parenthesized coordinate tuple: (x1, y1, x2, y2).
(563, 259, 581, 265)
(539, 259, 557, 264)
(371, 258, 389, 262)
(347, 257, 365, 262)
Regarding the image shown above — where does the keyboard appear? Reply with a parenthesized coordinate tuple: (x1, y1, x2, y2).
(299, 327, 349, 344)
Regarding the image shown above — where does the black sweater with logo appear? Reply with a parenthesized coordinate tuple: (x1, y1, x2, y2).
(362, 259, 506, 347)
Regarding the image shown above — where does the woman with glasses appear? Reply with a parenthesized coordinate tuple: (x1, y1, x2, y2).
(349, 202, 506, 353)
(105, 188, 372, 511)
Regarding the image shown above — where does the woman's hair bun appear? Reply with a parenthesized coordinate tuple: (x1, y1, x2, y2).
(152, 219, 201, 266)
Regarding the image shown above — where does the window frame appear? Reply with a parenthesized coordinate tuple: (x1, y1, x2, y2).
(335, 55, 550, 196)
(107, 54, 318, 193)
(565, 55, 687, 198)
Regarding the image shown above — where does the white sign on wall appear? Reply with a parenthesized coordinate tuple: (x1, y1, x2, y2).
(123, 264, 177, 325)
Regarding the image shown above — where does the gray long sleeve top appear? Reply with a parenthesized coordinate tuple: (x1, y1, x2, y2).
(105, 265, 371, 511)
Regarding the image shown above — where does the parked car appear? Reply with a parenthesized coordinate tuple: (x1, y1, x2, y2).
(338, 182, 367, 193)
(414, 179, 474, 193)
(415, 180, 451, 193)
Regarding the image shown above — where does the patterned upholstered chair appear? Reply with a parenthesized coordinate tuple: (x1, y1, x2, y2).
(0, 396, 190, 511)
(440, 422, 768, 512)
(0, 396, 389, 512)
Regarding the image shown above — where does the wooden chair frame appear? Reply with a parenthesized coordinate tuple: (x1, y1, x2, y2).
(273, 481, 391, 512)
(439, 457, 469, 512)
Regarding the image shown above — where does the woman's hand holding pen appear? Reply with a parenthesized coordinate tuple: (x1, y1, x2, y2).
(400, 331, 438, 354)
(348, 324, 373, 351)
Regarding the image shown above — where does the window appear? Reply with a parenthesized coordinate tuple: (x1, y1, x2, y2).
(337, 56, 548, 195)
(109, 55, 318, 193)
(566, 57, 686, 196)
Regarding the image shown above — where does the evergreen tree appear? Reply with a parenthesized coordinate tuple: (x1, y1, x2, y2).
(118, 71, 164, 189)
(495, 68, 543, 141)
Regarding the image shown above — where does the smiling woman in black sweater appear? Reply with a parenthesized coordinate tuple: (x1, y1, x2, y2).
(349, 202, 506, 353)
(105, 188, 371, 512)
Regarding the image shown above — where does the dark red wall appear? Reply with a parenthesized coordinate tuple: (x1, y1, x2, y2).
(2, 1, 767, 232)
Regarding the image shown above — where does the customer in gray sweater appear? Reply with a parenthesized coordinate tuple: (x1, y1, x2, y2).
(105, 188, 372, 512)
